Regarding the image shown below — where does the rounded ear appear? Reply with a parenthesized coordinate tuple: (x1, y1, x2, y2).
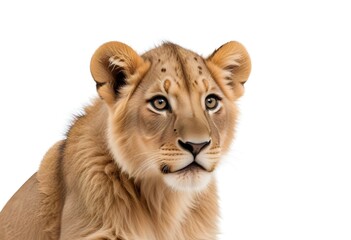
(206, 41, 251, 99)
(90, 41, 149, 104)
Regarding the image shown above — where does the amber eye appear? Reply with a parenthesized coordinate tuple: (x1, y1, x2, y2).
(205, 95, 220, 110)
(150, 96, 169, 111)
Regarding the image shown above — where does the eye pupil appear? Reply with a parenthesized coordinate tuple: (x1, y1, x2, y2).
(157, 99, 165, 107)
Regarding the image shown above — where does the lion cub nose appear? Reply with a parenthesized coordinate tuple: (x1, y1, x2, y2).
(178, 140, 211, 157)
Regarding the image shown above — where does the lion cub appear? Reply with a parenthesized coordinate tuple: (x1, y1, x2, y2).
(0, 41, 250, 239)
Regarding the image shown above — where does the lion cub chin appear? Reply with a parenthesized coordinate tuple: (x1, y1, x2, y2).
(0, 40, 250, 240)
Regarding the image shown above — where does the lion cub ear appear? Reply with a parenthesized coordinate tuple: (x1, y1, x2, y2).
(90, 41, 150, 104)
(206, 41, 251, 99)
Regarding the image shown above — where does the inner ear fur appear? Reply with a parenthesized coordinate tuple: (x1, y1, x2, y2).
(90, 41, 150, 104)
(206, 41, 251, 99)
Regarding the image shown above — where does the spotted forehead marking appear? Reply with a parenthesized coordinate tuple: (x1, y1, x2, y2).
(142, 42, 212, 92)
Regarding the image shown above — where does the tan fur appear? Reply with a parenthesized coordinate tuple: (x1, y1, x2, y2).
(0, 41, 251, 239)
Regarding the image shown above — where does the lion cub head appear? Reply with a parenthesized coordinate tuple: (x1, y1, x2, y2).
(90, 41, 250, 192)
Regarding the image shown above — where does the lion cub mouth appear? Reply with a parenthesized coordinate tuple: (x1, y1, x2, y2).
(161, 161, 207, 174)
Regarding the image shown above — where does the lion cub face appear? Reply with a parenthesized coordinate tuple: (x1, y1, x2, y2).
(90, 41, 250, 191)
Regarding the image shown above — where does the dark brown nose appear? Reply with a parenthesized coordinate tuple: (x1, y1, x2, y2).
(178, 140, 211, 157)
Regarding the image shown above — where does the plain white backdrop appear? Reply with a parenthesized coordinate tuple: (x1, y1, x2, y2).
(1, 1, 350, 239)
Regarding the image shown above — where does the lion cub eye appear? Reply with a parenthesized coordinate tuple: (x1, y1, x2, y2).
(205, 94, 221, 111)
(150, 96, 169, 111)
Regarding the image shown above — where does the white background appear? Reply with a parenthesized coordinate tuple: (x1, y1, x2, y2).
(1, 1, 350, 239)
